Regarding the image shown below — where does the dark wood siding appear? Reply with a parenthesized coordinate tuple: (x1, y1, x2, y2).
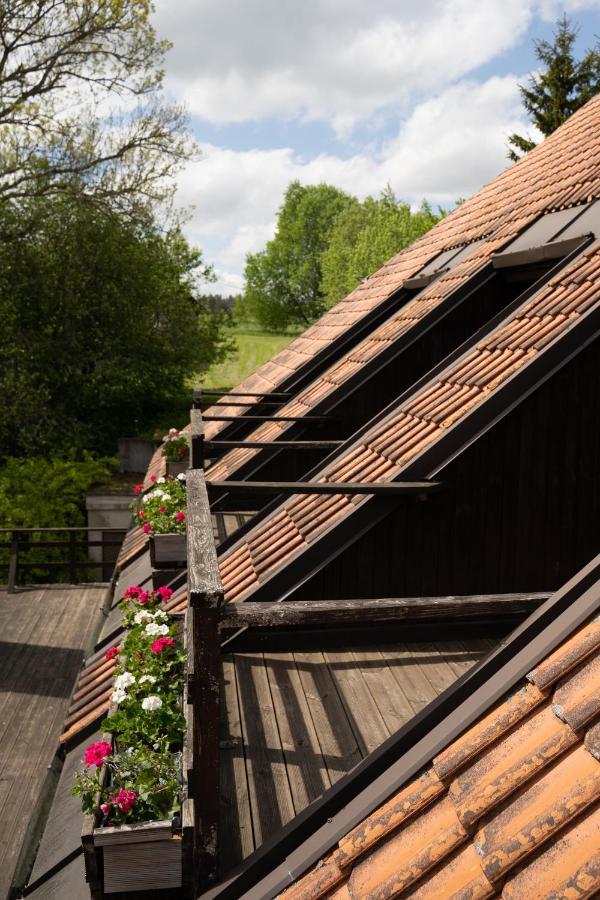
(292, 335, 600, 600)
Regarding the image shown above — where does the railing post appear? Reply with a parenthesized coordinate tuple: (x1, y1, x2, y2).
(186, 468, 224, 891)
(7, 530, 19, 593)
(69, 530, 78, 583)
(190, 407, 204, 470)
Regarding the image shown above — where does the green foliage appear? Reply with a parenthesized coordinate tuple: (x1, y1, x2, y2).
(199, 323, 302, 393)
(320, 189, 444, 308)
(243, 181, 356, 329)
(0, 198, 233, 457)
(0, 454, 114, 528)
(508, 15, 600, 161)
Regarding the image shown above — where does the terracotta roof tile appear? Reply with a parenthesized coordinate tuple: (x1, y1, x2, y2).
(337, 768, 444, 867)
(448, 704, 578, 829)
(279, 852, 345, 900)
(501, 801, 600, 899)
(280, 603, 600, 900)
(474, 745, 600, 881)
(408, 843, 495, 900)
(433, 683, 546, 781)
(528, 613, 600, 689)
(551, 652, 600, 730)
(347, 795, 469, 897)
(204, 97, 600, 448)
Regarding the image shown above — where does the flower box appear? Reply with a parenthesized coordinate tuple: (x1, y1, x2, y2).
(80, 610, 195, 897)
(149, 533, 187, 568)
(166, 458, 189, 478)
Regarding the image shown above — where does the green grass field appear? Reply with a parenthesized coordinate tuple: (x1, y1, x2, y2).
(198, 324, 301, 394)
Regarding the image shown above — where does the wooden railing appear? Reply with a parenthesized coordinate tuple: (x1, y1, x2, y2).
(0, 527, 125, 592)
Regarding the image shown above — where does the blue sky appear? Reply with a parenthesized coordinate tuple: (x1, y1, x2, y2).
(152, 1, 600, 295)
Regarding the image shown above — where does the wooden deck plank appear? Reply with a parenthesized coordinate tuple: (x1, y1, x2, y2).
(323, 649, 390, 756)
(263, 651, 331, 813)
(292, 650, 362, 783)
(0, 587, 104, 898)
(233, 652, 295, 847)
(351, 648, 415, 736)
(219, 655, 254, 875)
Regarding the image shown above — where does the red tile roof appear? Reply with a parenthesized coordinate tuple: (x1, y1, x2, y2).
(280, 611, 600, 899)
(219, 241, 600, 602)
(203, 95, 600, 445)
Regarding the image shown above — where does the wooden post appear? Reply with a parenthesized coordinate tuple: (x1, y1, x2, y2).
(186, 469, 224, 891)
(69, 530, 78, 583)
(190, 408, 204, 470)
(7, 530, 18, 593)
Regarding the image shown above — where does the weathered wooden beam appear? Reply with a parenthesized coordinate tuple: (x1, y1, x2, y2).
(186, 469, 224, 889)
(208, 480, 440, 497)
(202, 414, 331, 423)
(203, 439, 343, 456)
(199, 390, 292, 399)
(220, 593, 550, 630)
(190, 407, 204, 469)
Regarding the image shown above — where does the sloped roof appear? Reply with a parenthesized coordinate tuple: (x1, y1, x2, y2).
(279, 610, 600, 898)
(219, 241, 600, 602)
(203, 94, 600, 443)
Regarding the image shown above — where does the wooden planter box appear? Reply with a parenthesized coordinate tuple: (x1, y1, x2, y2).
(82, 615, 195, 897)
(165, 458, 189, 478)
(149, 533, 187, 568)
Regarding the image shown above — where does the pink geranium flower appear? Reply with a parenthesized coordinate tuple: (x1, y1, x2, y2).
(138, 590, 149, 605)
(142, 523, 152, 534)
(114, 789, 136, 814)
(155, 586, 173, 602)
(133, 483, 143, 494)
(124, 586, 142, 599)
(104, 646, 119, 661)
(175, 511, 185, 523)
(158, 505, 167, 513)
(100, 802, 112, 815)
(84, 741, 112, 768)
(151, 636, 176, 654)
(150, 474, 157, 483)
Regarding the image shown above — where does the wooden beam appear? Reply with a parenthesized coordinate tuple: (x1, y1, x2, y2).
(186, 470, 224, 889)
(220, 593, 550, 630)
(204, 439, 342, 456)
(208, 480, 440, 497)
(202, 414, 331, 423)
(206, 400, 284, 407)
(200, 390, 292, 398)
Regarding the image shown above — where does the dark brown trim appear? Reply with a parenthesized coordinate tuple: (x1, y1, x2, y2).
(203, 415, 331, 423)
(492, 233, 591, 269)
(208, 479, 439, 497)
(219, 592, 548, 629)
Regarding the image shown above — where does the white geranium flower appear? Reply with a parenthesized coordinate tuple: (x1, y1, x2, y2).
(134, 610, 154, 625)
(114, 672, 135, 690)
(157, 477, 166, 484)
(177, 473, 186, 481)
(141, 695, 162, 711)
(112, 687, 128, 705)
(142, 494, 149, 504)
(139, 674, 157, 685)
(144, 622, 169, 636)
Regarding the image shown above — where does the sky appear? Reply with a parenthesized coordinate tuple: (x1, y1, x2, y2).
(152, 0, 600, 296)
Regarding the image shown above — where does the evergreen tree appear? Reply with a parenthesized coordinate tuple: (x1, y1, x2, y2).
(508, 15, 600, 162)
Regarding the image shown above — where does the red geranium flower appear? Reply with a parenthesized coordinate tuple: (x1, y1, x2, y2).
(175, 511, 185, 523)
(155, 586, 173, 602)
(84, 741, 112, 768)
(133, 483, 143, 494)
(104, 646, 119, 661)
(150, 474, 157, 483)
(142, 523, 152, 534)
(151, 636, 176, 654)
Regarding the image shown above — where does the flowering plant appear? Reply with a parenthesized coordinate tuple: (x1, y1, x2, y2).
(161, 427, 188, 462)
(131, 475, 187, 535)
(72, 586, 186, 824)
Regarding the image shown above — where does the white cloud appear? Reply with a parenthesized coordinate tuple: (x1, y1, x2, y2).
(155, 0, 535, 133)
(179, 76, 533, 292)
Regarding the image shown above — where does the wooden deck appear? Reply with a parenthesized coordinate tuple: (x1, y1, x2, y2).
(219, 636, 495, 875)
(0, 585, 106, 897)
